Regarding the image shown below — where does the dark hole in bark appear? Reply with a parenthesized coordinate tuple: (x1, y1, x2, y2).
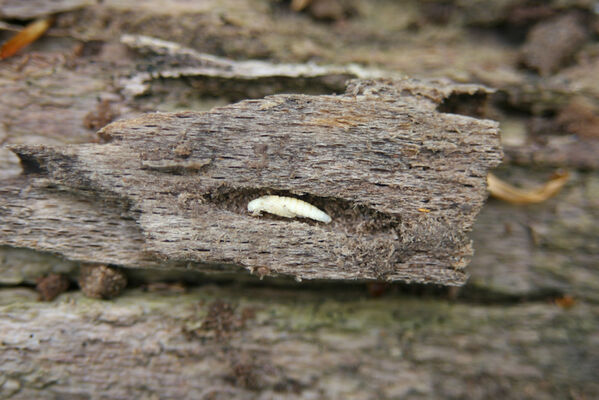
(437, 91, 489, 118)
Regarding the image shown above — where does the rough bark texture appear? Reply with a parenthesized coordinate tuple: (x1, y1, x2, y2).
(1, 1, 598, 398)
(3, 78, 502, 284)
(1, 287, 597, 400)
(118, 34, 389, 98)
(0, 0, 596, 296)
(470, 168, 599, 302)
(0, 0, 92, 19)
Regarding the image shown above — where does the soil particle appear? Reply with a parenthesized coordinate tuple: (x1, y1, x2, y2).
(36, 273, 70, 301)
(78, 264, 127, 299)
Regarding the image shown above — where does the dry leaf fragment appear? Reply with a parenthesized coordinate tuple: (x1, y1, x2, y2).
(0, 17, 53, 60)
(487, 171, 569, 205)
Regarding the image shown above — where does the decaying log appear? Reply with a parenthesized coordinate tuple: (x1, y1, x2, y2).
(1, 287, 597, 399)
(0, 41, 594, 297)
(1, 2, 597, 297)
(2, 78, 502, 284)
(1, 2, 598, 398)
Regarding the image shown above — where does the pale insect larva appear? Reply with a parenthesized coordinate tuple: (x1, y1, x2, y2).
(247, 195, 332, 223)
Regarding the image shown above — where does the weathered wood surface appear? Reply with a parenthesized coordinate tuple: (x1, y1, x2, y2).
(3, 78, 502, 284)
(3, 168, 597, 301)
(470, 168, 599, 301)
(1, 0, 598, 296)
(0, 0, 92, 19)
(118, 34, 389, 98)
(1, 1, 598, 399)
(1, 287, 597, 400)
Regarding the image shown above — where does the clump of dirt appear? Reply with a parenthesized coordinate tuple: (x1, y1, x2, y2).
(291, 0, 357, 21)
(78, 264, 127, 299)
(36, 274, 70, 301)
(228, 351, 304, 393)
(229, 353, 267, 390)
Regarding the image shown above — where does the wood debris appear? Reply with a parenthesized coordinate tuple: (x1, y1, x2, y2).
(487, 171, 569, 205)
(2, 78, 502, 285)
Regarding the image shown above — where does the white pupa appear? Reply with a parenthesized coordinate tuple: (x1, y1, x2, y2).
(247, 195, 331, 223)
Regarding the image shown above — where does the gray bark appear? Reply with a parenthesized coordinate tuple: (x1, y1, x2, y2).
(3, 78, 502, 284)
(1, 287, 597, 400)
(1, 1, 598, 398)
(0, 0, 597, 296)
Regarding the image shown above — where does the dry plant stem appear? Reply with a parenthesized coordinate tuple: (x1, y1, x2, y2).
(487, 171, 569, 205)
(2, 78, 502, 285)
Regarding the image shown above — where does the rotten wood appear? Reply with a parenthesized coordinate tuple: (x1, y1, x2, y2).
(0, 287, 597, 399)
(118, 34, 389, 98)
(2, 78, 502, 285)
(1, 2, 598, 398)
(0, 0, 597, 298)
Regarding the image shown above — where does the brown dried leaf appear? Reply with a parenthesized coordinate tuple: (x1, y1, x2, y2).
(0, 17, 53, 60)
(487, 171, 569, 205)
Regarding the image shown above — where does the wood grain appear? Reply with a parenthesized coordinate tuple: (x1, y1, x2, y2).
(0, 287, 596, 399)
(3, 78, 502, 284)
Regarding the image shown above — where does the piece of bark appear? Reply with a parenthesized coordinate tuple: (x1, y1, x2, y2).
(4, 0, 593, 115)
(39, 0, 596, 97)
(0, 36, 388, 151)
(4, 78, 502, 284)
(0, 287, 597, 399)
(1, 0, 597, 298)
(520, 13, 588, 76)
(119, 34, 389, 98)
(0, 0, 93, 19)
